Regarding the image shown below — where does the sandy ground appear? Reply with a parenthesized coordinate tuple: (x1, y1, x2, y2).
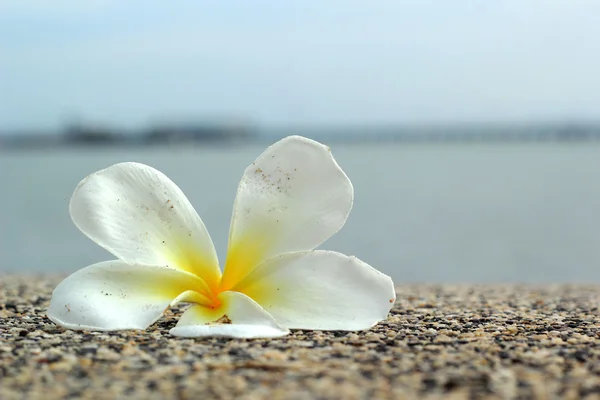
(1, 276, 600, 400)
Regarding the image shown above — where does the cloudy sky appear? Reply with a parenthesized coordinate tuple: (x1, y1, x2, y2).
(1, 0, 599, 131)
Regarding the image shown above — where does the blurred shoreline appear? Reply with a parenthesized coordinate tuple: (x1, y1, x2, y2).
(3, 122, 600, 150)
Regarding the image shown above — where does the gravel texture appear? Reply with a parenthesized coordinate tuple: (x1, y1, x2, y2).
(1, 276, 600, 399)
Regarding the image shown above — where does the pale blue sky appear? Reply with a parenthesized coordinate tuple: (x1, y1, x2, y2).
(1, 0, 600, 131)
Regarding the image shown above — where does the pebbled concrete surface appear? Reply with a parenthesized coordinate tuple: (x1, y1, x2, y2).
(1, 276, 600, 399)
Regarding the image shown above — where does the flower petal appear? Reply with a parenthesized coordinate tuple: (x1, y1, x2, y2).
(169, 291, 289, 338)
(69, 162, 221, 291)
(47, 260, 208, 331)
(221, 136, 353, 290)
(234, 251, 396, 331)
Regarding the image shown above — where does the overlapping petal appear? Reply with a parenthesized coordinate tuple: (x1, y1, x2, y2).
(170, 291, 289, 338)
(220, 136, 354, 291)
(69, 162, 221, 291)
(234, 251, 396, 331)
(47, 260, 210, 331)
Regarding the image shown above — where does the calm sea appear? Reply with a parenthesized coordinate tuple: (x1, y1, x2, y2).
(2, 141, 600, 283)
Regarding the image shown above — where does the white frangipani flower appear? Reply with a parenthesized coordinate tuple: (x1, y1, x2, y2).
(47, 136, 396, 338)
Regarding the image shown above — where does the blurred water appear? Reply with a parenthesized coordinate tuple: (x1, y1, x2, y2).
(1, 141, 600, 283)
